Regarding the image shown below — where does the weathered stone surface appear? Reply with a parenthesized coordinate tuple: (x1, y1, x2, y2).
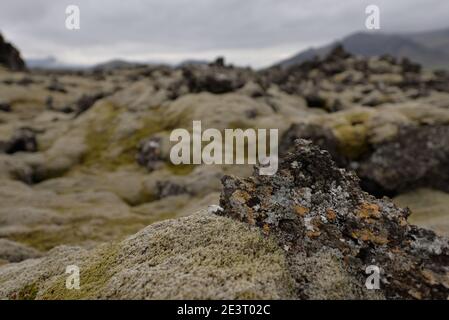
(218, 140, 449, 299)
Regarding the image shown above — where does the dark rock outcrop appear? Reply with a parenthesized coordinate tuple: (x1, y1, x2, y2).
(0, 128, 37, 154)
(180, 58, 252, 94)
(358, 125, 449, 196)
(0, 33, 26, 71)
(281, 124, 449, 197)
(217, 140, 449, 299)
(136, 137, 163, 172)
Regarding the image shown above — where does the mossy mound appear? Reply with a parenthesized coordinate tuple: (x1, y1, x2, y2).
(0, 213, 296, 300)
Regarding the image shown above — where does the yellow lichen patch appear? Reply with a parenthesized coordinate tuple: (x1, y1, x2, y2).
(351, 229, 389, 245)
(294, 205, 309, 217)
(357, 203, 381, 219)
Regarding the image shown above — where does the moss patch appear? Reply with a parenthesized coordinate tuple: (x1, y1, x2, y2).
(333, 124, 369, 159)
(41, 244, 119, 299)
(82, 103, 165, 171)
(9, 216, 151, 251)
(13, 283, 39, 300)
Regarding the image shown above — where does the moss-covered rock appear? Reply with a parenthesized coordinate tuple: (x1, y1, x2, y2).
(0, 213, 297, 300)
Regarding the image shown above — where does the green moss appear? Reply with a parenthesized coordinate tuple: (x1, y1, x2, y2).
(333, 124, 369, 159)
(41, 244, 119, 299)
(165, 163, 196, 176)
(82, 103, 165, 171)
(228, 120, 253, 130)
(9, 216, 152, 251)
(15, 283, 39, 300)
(332, 111, 371, 159)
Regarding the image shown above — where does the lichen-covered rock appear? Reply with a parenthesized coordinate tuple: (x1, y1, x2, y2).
(218, 140, 449, 299)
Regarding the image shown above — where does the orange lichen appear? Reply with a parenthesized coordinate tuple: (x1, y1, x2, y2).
(306, 230, 321, 238)
(232, 190, 251, 204)
(326, 209, 337, 222)
(357, 203, 381, 219)
(294, 205, 309, 217)
(262, 223, 270, 235)
(351, 229, 389, 245)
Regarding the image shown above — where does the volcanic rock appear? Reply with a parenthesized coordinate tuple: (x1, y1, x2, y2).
(218, 140, 449, 299)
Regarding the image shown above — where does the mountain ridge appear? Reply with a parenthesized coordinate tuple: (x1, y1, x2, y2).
(275, 27, 449, 69)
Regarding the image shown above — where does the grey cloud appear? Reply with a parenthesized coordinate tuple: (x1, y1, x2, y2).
(0, 0, 448, 67)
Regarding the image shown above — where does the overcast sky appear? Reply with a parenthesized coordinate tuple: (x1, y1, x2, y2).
(0, 0, 448, 68)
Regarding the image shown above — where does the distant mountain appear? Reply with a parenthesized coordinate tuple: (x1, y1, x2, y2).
(26, 56, 89, 70)
(276, 27, 449, 70)
(178, 59, 210, 67)
(92, 59, 147, 71)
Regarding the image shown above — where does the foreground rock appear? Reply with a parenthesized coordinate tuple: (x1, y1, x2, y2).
(218, 140, 449, 299)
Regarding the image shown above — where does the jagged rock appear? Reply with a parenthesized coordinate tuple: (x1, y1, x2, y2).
(0, 33, 26, 71)
(261, 44, 449, 108)
(280, 123, 345, 165)
(217, 140, 449, 299)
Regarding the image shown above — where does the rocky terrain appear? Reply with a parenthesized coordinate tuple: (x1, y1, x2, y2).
(0, 35, 448, 299)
